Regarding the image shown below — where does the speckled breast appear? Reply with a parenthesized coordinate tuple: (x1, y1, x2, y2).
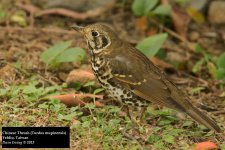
(90, 54, 148, 107)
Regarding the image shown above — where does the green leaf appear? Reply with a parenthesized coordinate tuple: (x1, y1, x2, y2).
(216, 68, 225, 81)
(83, 81, 95, 87)
(0, 79, 3, 85)
(94, 88, 105, 94)
(162, 134, 174, 144)
(40, 40, 72, 64)
(195, 44, 204, 53)
(132, 0, 158, 16)
(136, 33, 168, 57)
(174, 0, 189, 6)
(0, 88, 8, 96)
(71, 82, 82, 90)
(190, 87, 205, 94)
(207, 62, 217, 79)
(157, 118, 174, 126)
(192, 58, 205, 73)
(10, 10, 27, 26)
(148, 134, 160, 144)
(55, 47, 86, 63)
(22, 85, 37, 94)
(0, 5, 6, 22)
(195, 44, 212, 62)
(186, 7, 205, 24)
(182, 120, 193, 127)
(38, 102, 49, 109)
(153, 4, 171, 16)
(153, 141, 165, 149)
(217, 52, 225, 69)
(57, 112, 77, 121)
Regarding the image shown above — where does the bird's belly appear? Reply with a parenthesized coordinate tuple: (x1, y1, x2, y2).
(106, 82, 148, 107)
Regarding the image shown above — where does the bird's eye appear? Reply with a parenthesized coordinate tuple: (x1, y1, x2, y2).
(91, 31, 99, 37)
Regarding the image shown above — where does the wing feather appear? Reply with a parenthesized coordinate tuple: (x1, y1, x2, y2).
(108, 50, 174, 108)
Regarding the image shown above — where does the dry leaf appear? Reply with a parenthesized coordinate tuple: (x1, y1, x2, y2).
(171, 5, 191, 38)
(135, 16, 148, 35)
(51, 94, 103, 107)
(186, 7, 205, 24)
(194, 141, 218, 150)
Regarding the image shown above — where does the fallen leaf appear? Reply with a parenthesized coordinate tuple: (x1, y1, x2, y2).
(135, 16, 148, 35)
(146, 27, 158, 36)
(186, 7, 205, 24)
(51, 94, 103, 107)
(51, 94, 86, 106)
(160, 0, 190, 37)
(95, 101, 105, 107)
(194, 141, 218, 150)
(171, 5, 191, 38)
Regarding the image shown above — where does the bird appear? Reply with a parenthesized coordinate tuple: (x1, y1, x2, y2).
(71, 23, 221, 132)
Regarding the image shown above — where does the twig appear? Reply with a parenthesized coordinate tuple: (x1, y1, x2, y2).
(0, 26, 75, 35)
(36, 8, 88, 20)
(182, 72, 209, 86)
(16, 1, 115, 20)
(37, 74, 58, 86)
(212, 110, 225, 115)
(15, 3, 41, 14)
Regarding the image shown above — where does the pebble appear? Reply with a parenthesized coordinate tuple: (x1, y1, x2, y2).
(208, 1, 225, 24)
(189, 32, 200, 41)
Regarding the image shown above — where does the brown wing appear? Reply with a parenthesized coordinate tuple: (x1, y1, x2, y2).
(108, 47, 184, 110)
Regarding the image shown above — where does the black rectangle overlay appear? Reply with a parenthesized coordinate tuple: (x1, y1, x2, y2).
(2, 127, 70, 148)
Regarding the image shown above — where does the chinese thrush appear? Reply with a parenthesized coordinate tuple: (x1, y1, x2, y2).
(71, 23, 221, 132)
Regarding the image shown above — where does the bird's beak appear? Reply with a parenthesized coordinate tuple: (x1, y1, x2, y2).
(70, 24, 85, 34)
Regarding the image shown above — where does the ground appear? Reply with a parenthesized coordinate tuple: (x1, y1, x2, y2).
(0, 0, 225, 149)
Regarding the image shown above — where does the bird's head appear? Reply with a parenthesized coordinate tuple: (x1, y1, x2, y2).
(71, 23, 118, 54)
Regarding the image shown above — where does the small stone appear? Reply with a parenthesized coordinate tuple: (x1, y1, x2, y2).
(208, 1, 225, 24)
(66, 69, 97, 85)
(189, 32, 200, 41)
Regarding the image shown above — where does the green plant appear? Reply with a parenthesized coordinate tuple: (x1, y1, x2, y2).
(132, 0, 171, 16)
(216, 52, 225, 81)
(0, 76, 61, 102)
(10, 10, 27, 27)
(136, 33, 168, 57)
(0, 4, 6, 22)
(192, 45, 225, 82)
(40, 40, 86, 68)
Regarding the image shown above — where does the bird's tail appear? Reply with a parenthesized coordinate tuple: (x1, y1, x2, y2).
(186, 106, 221, 132)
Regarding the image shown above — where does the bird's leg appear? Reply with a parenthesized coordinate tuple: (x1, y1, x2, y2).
(125, 106, 137, 123)
(125, 105, 132, 120)
(139, 107, 147, 123)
